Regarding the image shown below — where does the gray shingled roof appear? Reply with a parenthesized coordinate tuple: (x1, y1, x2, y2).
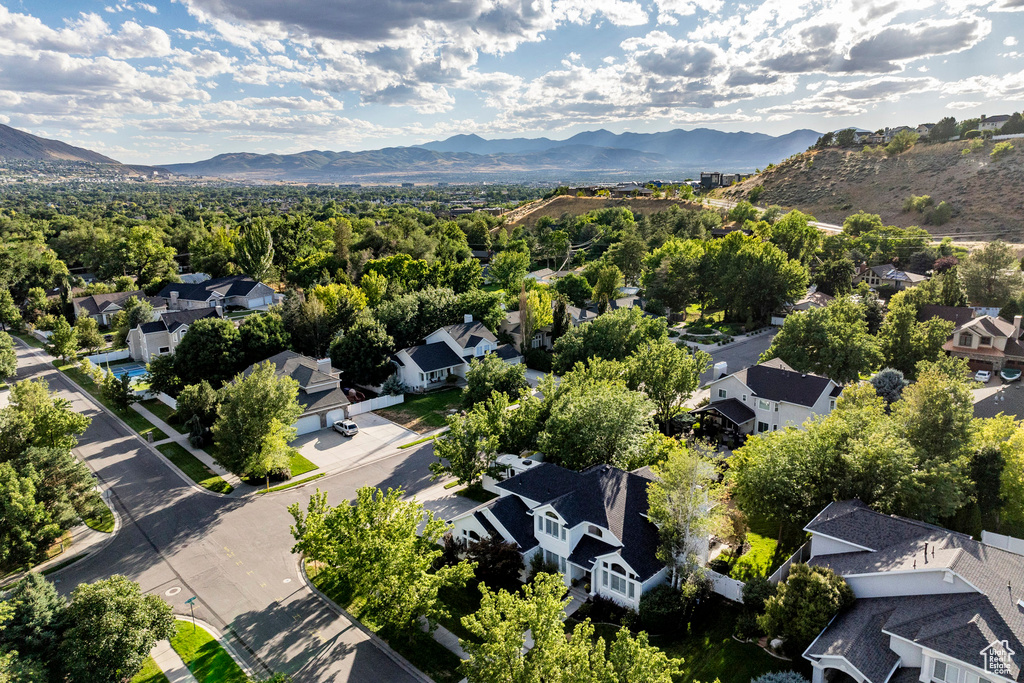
(247, 350, 338, 390)
(403, 342, 466, 373)
(806, 500, 1024, 680)
(496, 463, 663, 580)
(805, 598, 904, 683)
(138, 308, 220, 334)
(74, 290, 153, 316)
(732, 358, 835, 406)
(157, 275, 263, 302)
(485, 495, 538, 551)
(918, 305, 975, 329)
(568, 535, 620, 569)
(442, 321, 497, 348)
(693, 398, 755, 426)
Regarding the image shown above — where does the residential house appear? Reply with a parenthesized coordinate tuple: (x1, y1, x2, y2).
(451, 462, 696, 610)
(700, 172, 722, 190)
(918, 305, 976, 330)
(611, 182, 653, 198)
(979, 115, 1012, 132)
(525, 268, 581, 287)
(884, 126, 913, 143)
(835, 128, 875, 143)
(772, 289, 835, 325)
(694, 358, 843, 435)
(157, 275, 276, 311)
(501, 303, 597, 350)
(943, 314, 1024, 373)
(803, 499, 1024, 683)
(854, 264, 929, 291)
(392, 316, 520, 391)
(73, 290, 165, 327)
(127, 308, 221, 363)
(243, 350, 350, 436)
(916, 123, 935, 137)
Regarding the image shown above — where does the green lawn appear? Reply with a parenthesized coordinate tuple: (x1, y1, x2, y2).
(11, 332, 46, 349)
(307, 562, 463, 683)
(130, 656, 170, 683)
(52, 361, 168, 442)
(157, 443, 234, 494)
(84, 502, 115, 533)
(139, 399, 186, 433)
(648, 598, 806, 683)
(376, 390, 462, 433)
(260, 472, 325, 493)
(436, 580, 483, 644)
(169, 621, 248, 683)
(288, 449, 318, 477)
(719, 513, 805, 581)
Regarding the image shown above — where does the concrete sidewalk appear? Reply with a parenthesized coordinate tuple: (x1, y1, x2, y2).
(131, 401, 244, 490)
(150, 640, 199, 683)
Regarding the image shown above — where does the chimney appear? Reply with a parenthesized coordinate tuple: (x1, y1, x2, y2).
(169, 291, 178, 308)
(464, 313, 473, 324)
(1014, 315, 1021, 339)
(317, 358, 333, 376)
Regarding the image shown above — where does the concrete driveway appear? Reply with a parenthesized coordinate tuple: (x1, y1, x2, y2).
(291, 412, 418, 474)
(973, 378, 1024, 418)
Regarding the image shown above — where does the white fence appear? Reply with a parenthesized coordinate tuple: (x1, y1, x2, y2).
(155, 392, 177, 410)
(768, 540, 811, 585)
(84, 349, 131, 365)
(31, 329, 51, 342)
(348, 393, 404, 416)
(993, 133, 1024, 141)
(982, 530, 1024, 556)
(707, 569, 745, 603)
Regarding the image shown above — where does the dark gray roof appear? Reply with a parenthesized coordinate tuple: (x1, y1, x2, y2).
(474, 511, 500, 538)
(804, 598, 903, 683)
(246, 350, 338, 390)
(918, 305, 975, 329)
(157, 275, 264, 302)
(403, 341, 466, 373)
(74, 290, 153, 316)
(496, 463, 663, 580)
(732, 358, 835, 406)
(568, 535, 620, 569)
(442, 321, 497, 348)
(494, 344, 521, 361)
(138, 308, 220, 334)
(486, 495, 538, 551)
(806, 500, 1024, 679)
(693, 398, 755, 426)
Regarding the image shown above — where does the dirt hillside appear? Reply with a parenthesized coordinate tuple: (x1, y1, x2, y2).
(510, 196, 704, 228)
(716, 141, 1024, 240)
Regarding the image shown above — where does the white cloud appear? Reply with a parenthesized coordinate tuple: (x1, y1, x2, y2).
(1005, 36, 1019, 45)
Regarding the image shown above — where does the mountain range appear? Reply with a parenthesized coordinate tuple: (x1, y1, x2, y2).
(0, 123, 119, 164)
(161, 128, 821, 182)
(0, 123, 822, 183)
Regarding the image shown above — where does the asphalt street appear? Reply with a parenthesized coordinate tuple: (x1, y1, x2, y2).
(697, 331, 777, 386)
(13, 342, 446, 683)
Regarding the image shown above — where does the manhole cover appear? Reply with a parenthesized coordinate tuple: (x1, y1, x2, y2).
(165, 587, 182, 597)
(283, 579, 292, 584)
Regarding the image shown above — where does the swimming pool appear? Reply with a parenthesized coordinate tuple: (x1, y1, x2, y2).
(108, 364, 148, 379)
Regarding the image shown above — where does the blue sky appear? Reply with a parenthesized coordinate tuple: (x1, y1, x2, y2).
(1, 0, 1022, 164)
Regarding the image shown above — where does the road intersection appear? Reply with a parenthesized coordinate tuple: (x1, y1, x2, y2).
(12, 342, 472, 683)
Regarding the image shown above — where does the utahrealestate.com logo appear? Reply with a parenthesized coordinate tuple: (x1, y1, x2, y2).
(981, 640, 1015, 676)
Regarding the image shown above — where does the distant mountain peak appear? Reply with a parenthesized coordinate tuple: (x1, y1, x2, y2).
(0, 124, 120, 164)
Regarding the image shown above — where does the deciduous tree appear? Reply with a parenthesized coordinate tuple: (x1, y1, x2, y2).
(236, 219, 275, 283)
(759, 564, 854, 655)
(462, 354, 528, 409)
(290, 487, 475, 633)
(173, 317, 241, 387)
(489, 250, 530, 293)
(627, 339, 710, 427)
(74, 316, 103, 355)
(48, 317, 78, 364)
(329, 315, 395, 387)
(238, 310, 291, 367)
(0, 332, 16, 382)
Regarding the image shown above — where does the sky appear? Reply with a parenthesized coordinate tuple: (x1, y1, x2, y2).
(0, 0, 1022, 164)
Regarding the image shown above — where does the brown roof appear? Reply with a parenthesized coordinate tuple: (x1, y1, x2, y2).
(918, 305, 974, 328)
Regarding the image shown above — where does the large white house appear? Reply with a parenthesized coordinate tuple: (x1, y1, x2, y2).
(392, 316, 520, 391)
(451, 462, 703, 611)
(694, 358, 842, 435)
(127, 308, 221, 363)
(803, 500, 1024, 683)
(156, 275, 276, 311)
(73, 290, 165, 327)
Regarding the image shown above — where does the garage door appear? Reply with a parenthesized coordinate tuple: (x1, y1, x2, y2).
(294, 414, 322, 436)
(968, 359, 994, 372)
(325, 408, 347, 426)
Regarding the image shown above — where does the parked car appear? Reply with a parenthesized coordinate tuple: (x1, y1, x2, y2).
(975, 370, 992, 383)
(332, 420, 359, 436)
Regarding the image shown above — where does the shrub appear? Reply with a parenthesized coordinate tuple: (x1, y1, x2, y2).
(751, 672, 810, 683)
(380, 373, 406, 396)
(903, 194, 934, 213)
(468, 536, 525, 591)
(964, 129, 982, 139)
(749, 186, 764, 203)
(523, 348, 553, 373)
(991, 142, 1015, 160)
(528, 552, 559, 582)
(741, 575, 777, 614)
(885, 130, 919, 155)
(639, 584, 690, 633)
(925, 200, 952, 226)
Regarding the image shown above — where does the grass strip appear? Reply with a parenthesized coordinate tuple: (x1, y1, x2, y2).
(139, 399, 185, 434)
(157, 443, 234, 494)
(258, 473, 325, 493)
(288, 449, 318, 477)
(130, 656, 170, 683)
(84, 502, 115, 533)
(398, 434, 438, 449)
(169, 621, 248, 683)
(12, 332, 46, 349)
(443, 480, 460, 490)
(41, 552, 89, 576)
(306, 562, 462, 683)
(52, 361, 168, 442)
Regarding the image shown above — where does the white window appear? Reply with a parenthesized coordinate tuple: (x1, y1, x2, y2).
(829, 400, 836, 411)
(544, 512, 561, 538)
(758, 399, 771, 411)
(742, 394, 747, 402)
(158, 346, 170, 354)
(717, 389, 727, 399)
(757, 421, 769, 433)
(933, 661, 959, 683)
(531, 335, 542, 349)
(588, 525, 603, 538)
(608, 563, 630, 595)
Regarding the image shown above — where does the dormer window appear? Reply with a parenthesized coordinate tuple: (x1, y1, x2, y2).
(980, 336, 992, 347)
(959, 333, 973, 346)
(543, 511, 563, 539)
(587, 525, 602, 538)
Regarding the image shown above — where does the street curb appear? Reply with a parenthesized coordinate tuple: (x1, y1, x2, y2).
(297, 559, 436, 683)
(172, 615, 261, 679)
